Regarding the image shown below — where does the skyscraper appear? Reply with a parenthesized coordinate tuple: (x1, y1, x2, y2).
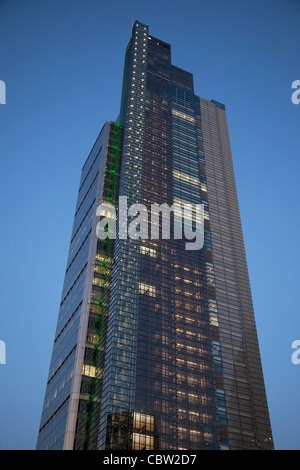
(36, 21, 273, 451)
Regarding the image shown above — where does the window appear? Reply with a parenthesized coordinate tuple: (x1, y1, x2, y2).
(140, 245, 157, 257)
(82, 364, 96, 377)
(139, 282, 156, 297)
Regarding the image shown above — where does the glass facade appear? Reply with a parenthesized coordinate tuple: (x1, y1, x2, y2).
(37, 122, 122, 449)
(37, 21, 273, 450)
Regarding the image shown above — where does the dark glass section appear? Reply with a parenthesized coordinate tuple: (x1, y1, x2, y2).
(171, 65, 194, 91)
(135, 35, 178, 449)
(97, 21, 150, 450)
(133, 28, 220, 450)
(105, 411, 134, 450)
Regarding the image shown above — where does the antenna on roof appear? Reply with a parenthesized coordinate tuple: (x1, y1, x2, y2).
(131, 16, 134, 37)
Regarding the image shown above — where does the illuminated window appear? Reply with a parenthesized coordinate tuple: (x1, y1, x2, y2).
(133, 413, 155, 450)
(139, 282, 156, 297)
(94, 265, 105, 274)
(208, 299, 218, 312)
(173, 170, 200, 186)
(82, 364, 96, 377)
(99, 208, 115, 219)
(133, 433, 154, 450)
(134, 412, 154, 432)
(86, 333, 99, 345)
(95, 253, 107, 264)
(209, 312, 219, 327)
(93, 277, 104, 288)
(140, 245, 157, 257)
(172, 109, 195, 123)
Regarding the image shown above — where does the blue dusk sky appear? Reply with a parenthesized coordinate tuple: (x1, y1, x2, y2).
(0, 0, 299, 450)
